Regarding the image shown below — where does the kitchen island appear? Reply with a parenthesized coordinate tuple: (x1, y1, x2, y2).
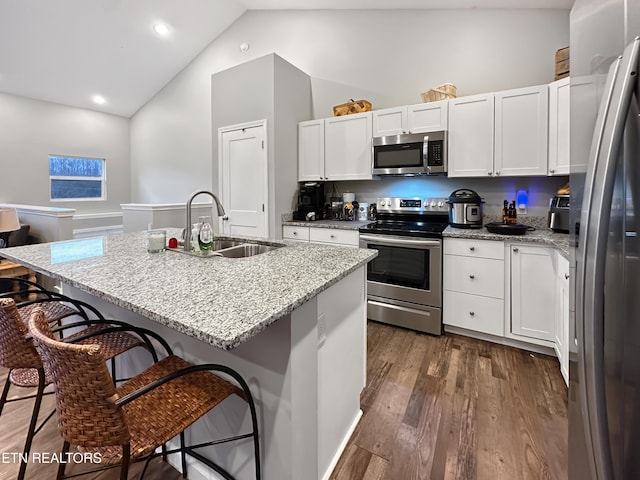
(1, 229, 377, 480)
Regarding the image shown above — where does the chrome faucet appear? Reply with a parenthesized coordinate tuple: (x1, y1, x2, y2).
(184, 190, 227, 252)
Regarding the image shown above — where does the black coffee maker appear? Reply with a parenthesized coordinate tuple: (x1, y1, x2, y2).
(294, 182, 325, 221)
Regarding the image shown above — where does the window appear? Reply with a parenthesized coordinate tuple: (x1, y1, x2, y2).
(49, 155, 105, 201)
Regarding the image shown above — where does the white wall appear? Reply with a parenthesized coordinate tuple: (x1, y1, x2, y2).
(0, 93, 130, 214)
(130, 9, 570, 204)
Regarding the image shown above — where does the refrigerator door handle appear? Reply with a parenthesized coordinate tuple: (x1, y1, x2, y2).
(577, 36, 640, 480)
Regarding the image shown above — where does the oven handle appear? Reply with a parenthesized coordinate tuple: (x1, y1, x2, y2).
(359, 234, 441, 248)
(368, 299, 432, 316)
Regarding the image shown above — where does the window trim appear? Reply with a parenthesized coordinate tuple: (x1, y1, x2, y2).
(49, 155, 106, 202)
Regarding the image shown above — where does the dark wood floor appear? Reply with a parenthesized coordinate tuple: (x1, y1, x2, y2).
(330, 322, 568, 480)
(0, 321, 567, 480)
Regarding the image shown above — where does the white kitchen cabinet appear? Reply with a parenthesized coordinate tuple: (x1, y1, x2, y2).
(372, 100, 448, 137)
(309, 227, 359, 246)
(448, 93, 495, 177)
(449, 85, 549, 178)
(495, 84, 549, 176)
(443, 238, 505, 336)
(555, 251, 570, 385)
(282, 225, 310, 242)
(548, 77, 570, 176)
(508, 244, 556, 344)
(298, 119, 325, 181)
(324, 112, 373, 180)
(283, 225, 359, 247)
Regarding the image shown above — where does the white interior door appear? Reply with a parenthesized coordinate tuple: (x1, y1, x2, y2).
(219, 121, 267, 237)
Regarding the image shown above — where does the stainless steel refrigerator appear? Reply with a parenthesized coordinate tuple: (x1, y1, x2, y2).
(570, 1, 640, 479)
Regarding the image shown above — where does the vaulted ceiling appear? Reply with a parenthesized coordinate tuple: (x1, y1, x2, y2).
(0, 0, 573, 117)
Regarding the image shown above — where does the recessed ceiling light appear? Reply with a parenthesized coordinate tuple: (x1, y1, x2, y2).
(92, 95, 106, 105)
(153, 23, 170, 36)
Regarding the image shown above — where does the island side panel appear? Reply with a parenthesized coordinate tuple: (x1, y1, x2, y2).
(317, 265, 367, 479)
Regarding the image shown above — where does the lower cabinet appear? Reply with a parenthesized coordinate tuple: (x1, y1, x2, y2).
(444, 237, 570, 385)
(283, 225, 360, 247)
(443, 238, 505, 336)
(507, 244, 556, 344)
(555, 252, 570, 385)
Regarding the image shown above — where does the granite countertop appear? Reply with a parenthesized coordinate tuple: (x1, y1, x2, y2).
(283, 219, 374, 230)
(1, 229, 377, 350)
(443, 225, 571, 259)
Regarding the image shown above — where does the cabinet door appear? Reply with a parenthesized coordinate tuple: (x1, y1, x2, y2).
(372, 106, 407, 137)
(510, 244, 556, 342)
(495, 84, 549, 176)
(555, 253, 570, 385)
(548, 77, 570, 175)
(448, 93, 494, 177)
(407, 100, 448, 133)
(298, 119, 325, 181)
(324, 112, 373, 181)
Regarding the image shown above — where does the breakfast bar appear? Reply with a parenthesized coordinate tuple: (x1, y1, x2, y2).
(1, 230, 377, 480)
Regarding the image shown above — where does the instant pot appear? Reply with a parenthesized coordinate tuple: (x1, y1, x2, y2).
(447, 189, 483, 228)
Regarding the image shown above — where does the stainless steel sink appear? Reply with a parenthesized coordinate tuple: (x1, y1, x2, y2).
(167, 240, 282, 258)
(215, 244, 281, 258)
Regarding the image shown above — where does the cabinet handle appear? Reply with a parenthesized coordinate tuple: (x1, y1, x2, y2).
(488, 171, 493, 175)
(330, 234, 335, 238)
(469, 274, 475, 279)
(513, 247, 519, 252)
(550, 169, 555, 174)
(469, 246, 475, 251)
(293, 232, 297, 235)
(496, 171, 501, 176)
(565, 273, 570, 279)
(469, 311, 475, 316)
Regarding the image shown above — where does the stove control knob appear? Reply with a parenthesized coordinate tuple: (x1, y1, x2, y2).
(430, 201, 437, 208)
(437, 201, 445, 208)
(379, 200, 386, 207)
(424, 200, 429, 208)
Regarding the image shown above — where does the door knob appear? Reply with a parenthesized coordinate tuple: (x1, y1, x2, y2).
(513, 247, 519, 252)
(222, 215, 229, 221)
(469, 274, 475, 279)
(469, 311, 475, 316)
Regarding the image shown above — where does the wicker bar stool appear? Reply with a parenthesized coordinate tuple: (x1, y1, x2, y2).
(0, 297, 167, 480)
(28, 307, 262, 480)
(0, 277, 87, 326)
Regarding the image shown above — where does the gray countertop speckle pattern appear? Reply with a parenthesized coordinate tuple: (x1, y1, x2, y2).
(443, 225, 571, 259)
(1, 229, 377, 350)
(283, 219, 374, 230)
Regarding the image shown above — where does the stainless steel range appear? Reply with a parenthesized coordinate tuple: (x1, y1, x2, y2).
(359, 197, 449, 335)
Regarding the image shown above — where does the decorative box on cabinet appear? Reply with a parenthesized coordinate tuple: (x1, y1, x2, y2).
(372, 100, 448, 137)
(443, 238, 505, 336)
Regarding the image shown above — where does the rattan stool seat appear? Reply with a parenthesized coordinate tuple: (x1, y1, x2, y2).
(19, 301, 78, 325)
(76, 355, 244, 463)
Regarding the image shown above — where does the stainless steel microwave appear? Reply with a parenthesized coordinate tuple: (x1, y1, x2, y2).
(372, 131, 447, 175)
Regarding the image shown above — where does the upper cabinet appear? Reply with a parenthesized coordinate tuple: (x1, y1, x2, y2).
(372, 100, 448, 137)
(495, 84, 549, 176)
(548, 77, 570, 175)
(448, 93, 495, 177)
(324, 112, 373, 180)
(449, 85, 549, 177)
(298, 119, 325, 181)
(298, 112, 372, 182)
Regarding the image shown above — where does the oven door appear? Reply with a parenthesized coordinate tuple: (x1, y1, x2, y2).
(359, 233, 441, 308)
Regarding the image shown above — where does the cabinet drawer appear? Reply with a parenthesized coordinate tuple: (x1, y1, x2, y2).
(444, 255, 504, 298)
(309, 227, 359, 246)
(283, 226, 310, 241)
(443, 290, 504, 336)
(444, 237, 504, 260)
